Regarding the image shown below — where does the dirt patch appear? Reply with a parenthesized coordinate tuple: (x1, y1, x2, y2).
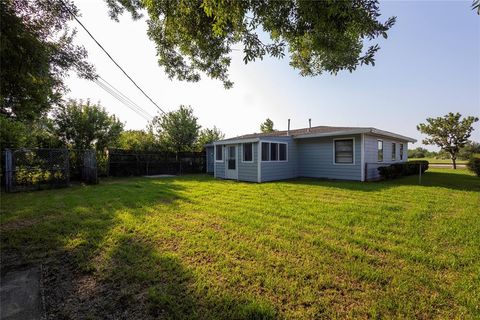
(41, 253, 153, 320)
(0, 218, 39, 233)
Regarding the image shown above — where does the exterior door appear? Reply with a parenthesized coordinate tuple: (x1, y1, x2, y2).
(225, 145, 238, 180)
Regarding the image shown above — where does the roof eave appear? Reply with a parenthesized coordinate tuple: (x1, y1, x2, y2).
(293, 129, 371, 139)
(213, 137, 260, 145)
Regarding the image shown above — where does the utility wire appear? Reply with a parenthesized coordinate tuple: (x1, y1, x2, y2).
(98, 76, 153, 118)
(93, 78, 152, 121)
(59, 0, 166, 115)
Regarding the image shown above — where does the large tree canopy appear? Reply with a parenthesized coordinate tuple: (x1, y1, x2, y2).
(417, 112, 479, 169)
(106, 0, 395, 88)
(0, 0, 95, 121)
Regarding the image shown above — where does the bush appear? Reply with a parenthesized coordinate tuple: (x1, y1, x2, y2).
(467, 157, 480, 177)
(378, 160, 429, 180)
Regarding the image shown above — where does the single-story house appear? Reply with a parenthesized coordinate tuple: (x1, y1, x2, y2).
(205, 125, 416, 182)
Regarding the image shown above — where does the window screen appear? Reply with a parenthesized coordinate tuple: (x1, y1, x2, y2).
(261, 142, 269, 161)
(334, 139, 353, 164)
(215, 145, 223, 161)
(392, 143, 396, 160)
(279, 144, 287, 161)
(270, 143, 278, 161)
(400, 144, 404, 160)
(378, 140, 383, 162)
(243, 143, 253, 162)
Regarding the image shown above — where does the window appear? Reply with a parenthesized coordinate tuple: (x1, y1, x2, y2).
(261, 142, 287, 162)
(279, 143, 287, 161)
(215, 145, 223, 161)
(377, 140, 383, 162)
(261, 142, 270, 161)
(334, 139, 354, 164)
(391, 143, 396, 161)
(270, 143, 278, 161)
(400, 144, 404, 160)
(228, 146, 236, 169)
(243, 143, 253, 162)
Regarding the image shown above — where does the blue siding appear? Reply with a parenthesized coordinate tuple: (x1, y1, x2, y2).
(296, 134, 362, 181)
(260, 137, 298, 182)
(206, 146, 214, 173)
(364, 134, 409, 181)
(214, 146, 225, 179)
(238, 142, 259, 182)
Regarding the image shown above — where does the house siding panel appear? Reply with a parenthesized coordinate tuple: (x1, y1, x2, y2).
(364, 134, 409, 180)
(260, 137, 297, 182)
(296, 134, 362, 181)
(238, 142, 259, 182)
(214, 146, 225, 179)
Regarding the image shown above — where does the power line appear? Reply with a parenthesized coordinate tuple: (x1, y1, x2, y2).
(59, 0, 166, 115)
(93, 78, 153, 121)
(98, 76, 153, 118)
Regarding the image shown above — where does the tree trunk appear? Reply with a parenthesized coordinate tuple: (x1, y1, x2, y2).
(451, 157, 457, 169)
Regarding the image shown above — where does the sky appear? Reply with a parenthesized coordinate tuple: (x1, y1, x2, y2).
(65, 0, 480, 150)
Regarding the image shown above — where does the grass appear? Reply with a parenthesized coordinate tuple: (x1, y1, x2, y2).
(1, 168, 479, 319)
(410, 157, 467, 164)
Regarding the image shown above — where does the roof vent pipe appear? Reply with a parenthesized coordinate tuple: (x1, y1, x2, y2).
(308, 118, 311, 132)
(287, 119, 291, 136)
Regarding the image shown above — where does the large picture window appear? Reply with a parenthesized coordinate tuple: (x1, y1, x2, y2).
(377, 140, 383, 162)
(334, 139, 354, 164)
(392, 143, 396, 161)
(215, 145, 223, 161)
(261, 142, 287, 162)
(243, 143, 253, 162)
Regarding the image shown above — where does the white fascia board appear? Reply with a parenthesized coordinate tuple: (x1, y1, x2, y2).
(369, 129, 417, 143)
(214, 138, 260, 145)
(293, 129, 371, 139)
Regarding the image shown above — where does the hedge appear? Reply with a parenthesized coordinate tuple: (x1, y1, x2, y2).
(467, 157, 480, 177)
(378, 160, 429, 180)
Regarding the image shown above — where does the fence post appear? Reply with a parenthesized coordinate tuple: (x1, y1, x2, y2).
(4, 149, 13, 192)
(418, 163, 422, 184)
(64, 148, 70, 185)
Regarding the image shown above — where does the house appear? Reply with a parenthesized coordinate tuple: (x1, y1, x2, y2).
(205, 124, 416, 182)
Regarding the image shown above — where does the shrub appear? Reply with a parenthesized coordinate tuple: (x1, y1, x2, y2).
(467, 157, 480, 177)
(378, 160, 429, 180)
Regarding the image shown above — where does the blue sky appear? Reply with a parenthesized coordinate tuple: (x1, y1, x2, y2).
(65, 0, 480, 150)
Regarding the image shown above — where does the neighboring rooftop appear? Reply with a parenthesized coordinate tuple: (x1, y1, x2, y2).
(215, 125, 417, 143)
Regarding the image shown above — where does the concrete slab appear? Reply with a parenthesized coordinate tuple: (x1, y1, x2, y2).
(0, 267, 42, 320)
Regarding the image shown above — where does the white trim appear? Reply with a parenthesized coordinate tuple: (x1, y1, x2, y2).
(361, 134, 365, 181)
(391, 142, 396, 161)
(215, 145, 224, 163)
(257, 142, 261, 182)
(214, 138, 260, 145)
(260, 141, 288, 162)
(332, 137, 356, 165)
(294, 128, 416, 143)
(241, 142, 254, 163)
(377, 139, 384, 162)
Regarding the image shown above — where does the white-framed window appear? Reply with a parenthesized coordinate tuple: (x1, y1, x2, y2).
(377, 140, 383, 162)
(242, 143, 253, 162)
(333, 138, 354, 164)
(391, 143, 396, 161)
(400, 143, 404, 160)
(261, 142, 287, 162)
(215, 145, 223, 162)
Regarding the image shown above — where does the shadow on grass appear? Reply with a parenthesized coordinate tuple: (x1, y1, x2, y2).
(1, 176, 277, 319)
(281, 170, 479, 193)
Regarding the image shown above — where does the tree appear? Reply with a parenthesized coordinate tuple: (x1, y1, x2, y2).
(196, 126, 225, 151)
(106, 1, 395, 88)
(118, 129, 158, 152)
(458, 141, 480, 160)
(150, 105, 200, 156)
(53, 100, 124, 151)
(417, 112, 479, 169)
(0, 0, 95, 121)
(260, 118, 275, 133)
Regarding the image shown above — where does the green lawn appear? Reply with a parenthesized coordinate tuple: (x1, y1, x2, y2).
(1, 169, 479, 319)
(410, 157, 467, 164)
